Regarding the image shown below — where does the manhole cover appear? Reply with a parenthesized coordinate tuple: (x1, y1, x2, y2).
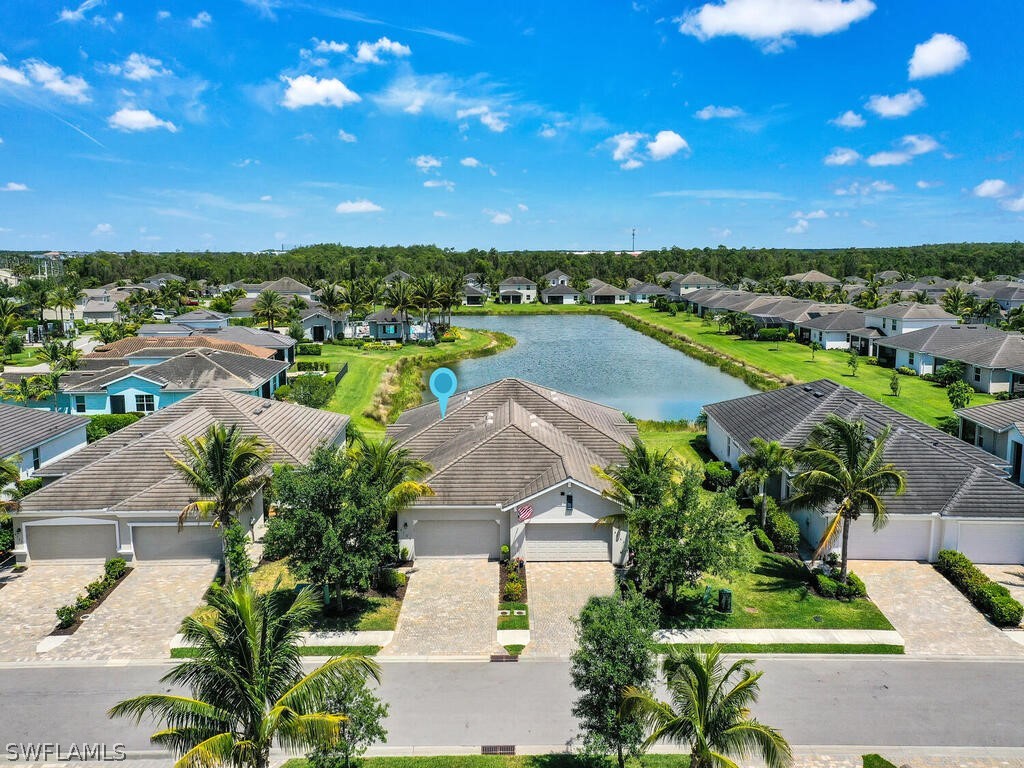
(813, 615, 823, 623)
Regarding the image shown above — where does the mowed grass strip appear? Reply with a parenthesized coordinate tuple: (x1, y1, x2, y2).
(283, 755, 692, 768)
(657, 643, 903, 655)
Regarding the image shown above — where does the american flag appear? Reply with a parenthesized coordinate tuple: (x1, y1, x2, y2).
(516, 503, 533, 521)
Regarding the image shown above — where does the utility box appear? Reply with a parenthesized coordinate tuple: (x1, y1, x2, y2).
(718, 588, 733, 614)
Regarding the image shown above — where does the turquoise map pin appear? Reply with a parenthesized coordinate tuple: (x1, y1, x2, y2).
(429, 367, 458, 419)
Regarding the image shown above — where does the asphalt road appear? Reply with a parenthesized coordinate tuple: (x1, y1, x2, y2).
(3, 657, 1024, 757)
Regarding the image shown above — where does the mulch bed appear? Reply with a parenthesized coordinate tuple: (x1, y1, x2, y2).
(499, 559, 528, 603)
(49, 568, 133, 636)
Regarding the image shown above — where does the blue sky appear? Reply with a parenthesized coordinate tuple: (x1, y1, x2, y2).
(0, 0, 1021, 252)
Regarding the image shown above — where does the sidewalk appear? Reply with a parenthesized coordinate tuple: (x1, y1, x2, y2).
(653, 628, 904, 647)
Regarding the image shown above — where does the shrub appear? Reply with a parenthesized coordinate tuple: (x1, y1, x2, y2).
(864, 357, 880, 366)
(812, 570, 866, 600)
(503, 577, 524, 602)
(229, 316, 256, 327)
(86, 413, 142, 443)
(86, 578, 110, 601)
(416, 339, 437, 347)
(500, 545, 510, 563)
(297, 343, 322, 356)
(56, 605, 77, 629)
(104, 557, 128, 581)
(936, 549, 1024, 627)
(0, 513, 13, 553)
(756, 327, 788, 342)
(763, 499, 800, 552)
(75, 595, 94, 612)
(934, 360, 966, 387)
(273, 384, 292, 401)
(896, 366, 917, 376)
(296, 360, 329, 372)
(9, 477, 42, 500)
(377, 568, 406, 593)
(362, 341, 403, 351)
(289, 374, 336, 409)
(703, 461, 734, 491)
(399, 546, 410, 563)
(334, 338, 365, 347)
(223, 523, 252, 582)
(753, 528, 774, 552)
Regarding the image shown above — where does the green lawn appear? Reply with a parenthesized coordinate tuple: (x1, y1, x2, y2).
(636, 421, 708, 467)
(862, 756, 899, 768)
(2, 348, 41, 366)
(503, 644, 525, 656)
(498, 602, 529, 630)
(283, 755, 689, 768)
(658, 643, 903, 655)
(662, 541, 894, 631)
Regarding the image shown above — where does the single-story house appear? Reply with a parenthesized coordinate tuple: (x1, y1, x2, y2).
(628, 282, 669, 303)
(81, 300, 122, 325)
(956, 398, 1024, 485)
(705, 379, 1024, 564)
(540, 285, 581, 305)
(584, 283, 629, 305)
(874, 324, 1024, 394)
(137, 323, 192, 338)
(0, 403, 88, 480)
(363, 308, 413, 341)
(462, 284, 488, 306)
(993, 285, 1024, 312)
(142, 272, 186, 286)
(200, 326, 297, 363)
(796, 309, 867, 349)
(386, 378, 636, 563)
(541, 269, 572, 287)
(668, 272, 723, 298)
(875, 270, 902, 282)
(87, 335, 278, 365)
(171, 309, 230, 331)
(58, 348, 289, 415)
(864, 302, 959, 337)
(11, 389, 349, 563)
(498, 277, 538, 304)
(227, 277, 315, 300)
(297, 307, 348, 342)
(782, 270, 841, 286)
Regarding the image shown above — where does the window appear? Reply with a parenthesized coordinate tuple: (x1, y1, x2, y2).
(32, 447, 40, 471)
(384, 324, 396, 334)
(74, 395, 86, 413)
(135, 394, 156, 413)
(565, 494, 573, 514)
(974, 367, 982, 383)
(908, 352, 915, 366)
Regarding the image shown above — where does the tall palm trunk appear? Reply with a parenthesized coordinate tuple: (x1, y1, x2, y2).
(839, 513, 852, 582)
(759, 479, 768, 527)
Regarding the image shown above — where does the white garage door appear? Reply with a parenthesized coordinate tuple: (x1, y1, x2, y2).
(526, 523, 611, 562)
(414, 520, 499, 559)
(845, 517, 932, 561)
(957, 524, 1024, 565)
(132, 525, 223, 561)
(28, 524, 118, 561)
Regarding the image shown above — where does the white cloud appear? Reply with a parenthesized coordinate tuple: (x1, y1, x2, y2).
(824, 147, 860, 166)
(337, 129, 357, 143)
(91, 222, 113, 235)
(156, 10, 171, 20)
(916, 180, 941, 189)
(414, 155, 442, 172)
(260, 195, 272, 201)
(373, 73, 515, 132)
(460, 157, 482, 167)
(621, 158, 644, 170)
(830, 110, 865, 129)
(517, 203, 529, 212)
(973, 179, 1010, 198)
(423, 179, 455, 191)
(866, 88, 925, 118)
(107, 107, 178, 132)
(1001, 197, 1024, 213)
(679, 0, 876, 52)
(610, 132, 644, 168)
(281, 75, 360, 109)
(786, 219, 809, 234)
(354, 37, 411, 64)
(695, 105, 744, 120)
(909, 33, 969, 80)
(433, 210, 449, 218)
(834, 180, 895, 196)
(336, 199, 382, 214)
(485, 210, 512, 225)
(793, 209, 828, 219)
(190, 10, 212, 28)
(25, 59, 91, 103)
(538, 124, 558, 138)
(313, 39, 349, 54)
(233, 158, 259, 167)
(107, 53, 171, 81)
(0, 55, 30, 86)
(1, 182, 29, 192)
(57, 0, 102, 23)
(455, 105, 509, 132)
(866, 134, 940, 167)
(647, 130, 690, 160)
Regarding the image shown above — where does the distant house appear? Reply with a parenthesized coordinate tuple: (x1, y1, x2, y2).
(705, 379, 1024, 564)
(628, 282, 669, 303)
(540, 285, 581, 305)
(171, 309, 230, 331)
(541, 269, 572, 287)
(782, 270, 841, 286)
(384, 270, 413, 286)
(143, 272, 186, 286)
(11, 390, 349, 563)
(200, 326, 297, 363)
(296, 307, 348, 342)
(87, 335, 278, 364)
(843, 275, 868, 285)
(0, 268, 20, 288)
(875, 270, 902, 282)
(498, 277, 537, 304)
(364, 308, 412, 341)
(464, 272, 485, 288)
(584, 283, 629, 305)
(137, 323, 192, 338)
(462, 284, 488, 306)
(226, 278, 314, 300)
(795, 309, 867, 349)
(875, 324, 1024, 394)
(656, 271, 682, 283)
(864, 302, 959, 337)
(668, 272, 723, 298)
(993, 285, 1024, 312)
(956, 399, 1024, 485)
(0, 403, 88, 480)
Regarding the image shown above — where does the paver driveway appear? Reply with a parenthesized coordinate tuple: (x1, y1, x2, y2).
(382, 559, 503, 657)
(853, 560, 1024, 657)
(44, 562, 218, 662)
(0, 563, 104, 661)
(522, 561, 615, 658)
(977, 564, 1024, 629)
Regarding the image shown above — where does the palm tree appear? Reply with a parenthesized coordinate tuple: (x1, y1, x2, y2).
(854, 284, 881, 310)
(30, 370, 65, 412)
(974, 297, 1002, 325)
(2, 377, 37, 405)
(363, 277, 385, 313)
(18, 278, 51, 325)
(738, 438, 795, 527)
(289, 294, 309, 312)
(252, 290, 287, 331)
(1, 453, 20, 487)
(383, 281, 416, 342)
(348, 436, 434, 513)
(412, 275, 440, 325)
(621, 645, 792, 768)
(594, 437, 677, 514)
(50, 285, 79, 328)
(168, 424, 272, 583)
(318, 283, 345, 315)
(39, 340, 80, 371)
(110, 580, 380, 768)
(940, 285, 973, 319)
(789, 414, 907, 581)
(910, 289, 932, 304)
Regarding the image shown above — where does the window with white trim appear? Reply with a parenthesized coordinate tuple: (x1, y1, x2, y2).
(74, 395, 86, 413)
(135, 394, 156, 413)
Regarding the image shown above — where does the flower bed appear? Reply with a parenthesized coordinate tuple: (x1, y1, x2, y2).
(499, 556, 528, 603)
(52, 558, 131, 635)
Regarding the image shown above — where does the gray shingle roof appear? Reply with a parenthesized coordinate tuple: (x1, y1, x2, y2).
(0, 403, 87, 459)
(500, 276, 537, 286)
(956, 398, 1024, 432)
(866, 302, 957, 320)
(672, 271, 720, 286)
(24, 390, 349, 513)
(782, 270, 840, 284)
(173, 309, 228, 322)
(541, 284, 581, 296)
(628, 282, 669, 296)
(704, 379, 1024, 518)
(584, 283, 629, 297)
(262, 277, 312, 294)
(875, 324, 1024, 369)
(798, 309, 868, 331)
(200, 326, 296, 350)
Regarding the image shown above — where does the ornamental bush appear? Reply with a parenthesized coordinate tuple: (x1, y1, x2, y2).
(756, 327, 788, 342)
(104, 557, 128, 581)
(703, 461, 734, 491)
(297, 343, 322, 356)
(935, 549, 1024, 627)
(86, 413, 142, 443)
(763, 498, 800, 553)
(503, 578, 524, 602)
(813, 570, 866, 600)
(896, 366, 917, 376)
(296, 361, 329, 372)
(753, 528, 774, 553)
(56, 605, 77, 629)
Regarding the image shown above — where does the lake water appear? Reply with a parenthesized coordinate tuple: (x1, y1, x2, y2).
(421, 314, 757, 421)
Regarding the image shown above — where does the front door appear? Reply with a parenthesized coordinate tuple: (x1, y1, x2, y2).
(110, 394, 126, 414)
(1012, 441, 1023, 484)
(312, 325, 325, 342)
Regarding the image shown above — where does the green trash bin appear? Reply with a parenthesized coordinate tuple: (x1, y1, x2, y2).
(718, 588, 733, 614)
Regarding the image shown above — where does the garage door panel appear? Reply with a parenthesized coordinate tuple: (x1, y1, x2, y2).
(414, 520, 498, 559)
(958, 524, 1024, 565)
(29, 524, 118, 560)
(132, 526, 222, 561)
(844, 518, 931, 561)
(526, 523, 610, 561)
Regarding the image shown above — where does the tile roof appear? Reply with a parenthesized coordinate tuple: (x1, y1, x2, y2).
(0, 403, 88, 458)
(541, 269, 571, 280)
(782, 270, 840, 284)
(200, 326, 296, 349)
(22, 390, 349, 513)
(541, 284, 581, 296)
(957, 398, 1024, 432)
(628, 282, 669, 296)
(705, 379, 1024, 518)
(262, 277, 313, 294)
(875, 324, 1024, 369)
(866, 302, 957, 320)
(584, 283, 629, 297)
(797, 309, 868, 331)
(672, 271, 721, 286)
(89, 335, 276, 359)
(173, 309, 228, 322)
(500, 276, 537, 286)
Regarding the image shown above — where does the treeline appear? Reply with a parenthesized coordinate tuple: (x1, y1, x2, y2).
(5, 241, 1023, 287)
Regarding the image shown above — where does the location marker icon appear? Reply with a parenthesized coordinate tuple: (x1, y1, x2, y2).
(429, 367, 458, 419)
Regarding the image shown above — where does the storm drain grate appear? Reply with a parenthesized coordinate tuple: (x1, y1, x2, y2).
(481, 745, 516, 756)
(489, 654, 519, 663)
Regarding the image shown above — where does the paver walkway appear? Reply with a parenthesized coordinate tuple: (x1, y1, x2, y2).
(522, 561, 615, 658)
(977, 563, 1024, 629)
(0, 563, 103, 661)
(44, 562, 218, 661)
(853, 560, 1024, 657)
(382, 559, 503, 657)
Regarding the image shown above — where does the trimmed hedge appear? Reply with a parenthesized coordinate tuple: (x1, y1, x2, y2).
(756, 327, 788, 342)
(703, 461, 734, 491)
(763, 498, 800, 552)
(895, 366, 917, 376)
(296, 361, 329, 372)
(813, 570, 867, 600)
(87, 412, 142, 443)
(935, 549, 1023, 627)
(55, 557, 129, 629)
(296, 343, 322, 356)
(753, 528, 774, 553)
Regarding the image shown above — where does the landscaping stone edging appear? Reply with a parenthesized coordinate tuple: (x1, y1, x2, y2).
(654, 628, 904, 646)
(171, 630, 394, 649)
